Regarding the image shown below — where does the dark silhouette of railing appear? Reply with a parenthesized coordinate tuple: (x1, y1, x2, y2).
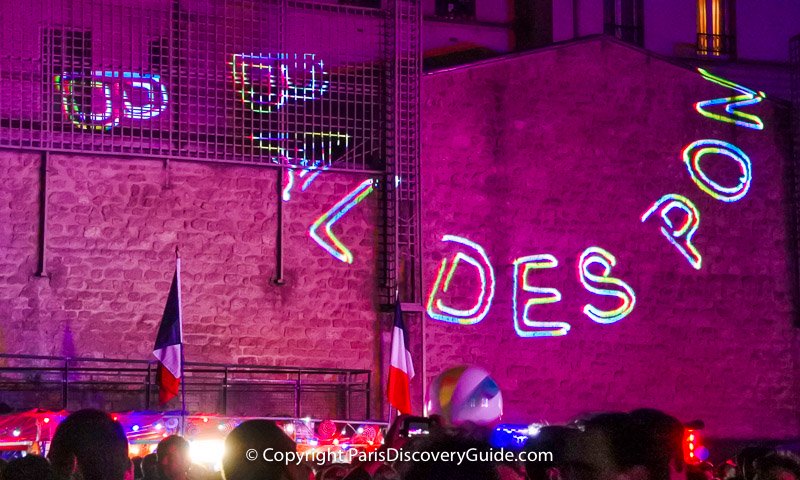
(0, 354, 372, 420)
(696, 33, 736, 57)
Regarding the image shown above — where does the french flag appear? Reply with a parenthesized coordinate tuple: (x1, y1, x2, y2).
(152, 257, 183, 405)
(388, 299, 415, 414)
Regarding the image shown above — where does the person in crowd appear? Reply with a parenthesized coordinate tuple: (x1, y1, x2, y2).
(142, 453, 160, 480)
(628, 408, 687, 480)
(157, 436, 191, 480)
(716, 460, 737, 480)
(221, 419, 303, 480)
(2, 454, 54, 480)
(753, 451, 800, 480)
(0, 458, 8, 478)
(524, 425, 576, 480)
(47, 408, 130, 480)
(132, 456, 144, 480)
(563, 409, 688, 480)
(395, 426, 500, 480)
(738, 447, 776, 480)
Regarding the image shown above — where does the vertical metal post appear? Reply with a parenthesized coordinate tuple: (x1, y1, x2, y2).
(35, 151, 49, 277)
(61, 359, 69, 410)
(222, 367, 229, 415)
(294, 373, 301, 418)
(145, 363, 152, 410)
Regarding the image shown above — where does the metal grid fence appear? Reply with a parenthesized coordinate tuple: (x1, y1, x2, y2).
(0, 0, 388, 173)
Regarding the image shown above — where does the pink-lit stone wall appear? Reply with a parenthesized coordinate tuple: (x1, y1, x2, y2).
(421, 38, 799, 440)
(0, 153, 381, 412)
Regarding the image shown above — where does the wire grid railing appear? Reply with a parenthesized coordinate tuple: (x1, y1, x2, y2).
(0, 0, 389, 174)
(0, 354, 372, 420)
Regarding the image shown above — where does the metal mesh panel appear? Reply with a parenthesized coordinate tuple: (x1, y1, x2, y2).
(381, 0, 421, 307)
(0, 0, 388, 173)
(791, 34, 800, 328)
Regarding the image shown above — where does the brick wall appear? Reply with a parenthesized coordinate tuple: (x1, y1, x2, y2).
(1, 37, 798, 440)
(420, 38, 800, 440)
(0, 153, 382, 416)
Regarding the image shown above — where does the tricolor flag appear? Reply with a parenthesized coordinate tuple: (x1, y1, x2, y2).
(388, 299, 415, 414)
(152, 257, 183, 405)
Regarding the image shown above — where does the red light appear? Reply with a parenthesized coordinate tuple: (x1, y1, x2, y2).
(689, 452, 695, 458)
(688, 434, 695, 442)
(202, 417, 209, 423)
(43, 418, 50, 424)
(689, 444, 695, 451)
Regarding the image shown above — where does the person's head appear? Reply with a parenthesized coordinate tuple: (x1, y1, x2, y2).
(3, 455, 54, 480)
(738, 447, 777, 480)
(222, 419, 298, 480)
(397, 426, 500, 480)
(753, 452, 800, 480)
(131, 457, 143, 479)
(628, 409, 686, 480)
(563, 413, 642, 480)
(524, 426, 576, 480)
(47, 409, 129, 480)
(157, 435, 191, 480)
(141, 453, 159, 479)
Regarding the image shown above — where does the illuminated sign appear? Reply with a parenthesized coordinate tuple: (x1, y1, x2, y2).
(309, 179, 374, 264)
(54, 71, 169, 130)
(425, 69, 764, 337)
(642, 69, 764, 270)
(426, 235, 496, 325)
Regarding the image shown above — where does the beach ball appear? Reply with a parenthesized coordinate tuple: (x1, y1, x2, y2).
(427, 366, 502, 426)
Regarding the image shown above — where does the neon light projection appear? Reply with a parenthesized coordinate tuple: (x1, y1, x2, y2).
(426, 235, 496, 325)
(641, 194, 702, 270)
(695, 68, 766, 130)
(578, 247, 636, 324)
(231, 53, 328, 114)
(512, 255, 570, 337)
(309, 179, 374, 263)
(252, 132, 350, 167)
(54, 71, 168, 130)
(682, 139, 752, 203)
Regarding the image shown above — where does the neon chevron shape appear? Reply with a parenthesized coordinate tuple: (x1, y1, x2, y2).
(309, 179, 374, 263)
(642, 194, 702, 270)
(512, 254, 570, 337)
(578, 247, 636, 324)
(682, 139, 752, 203)
(426, 235, 496, 325)
(695, 68, 766, 130)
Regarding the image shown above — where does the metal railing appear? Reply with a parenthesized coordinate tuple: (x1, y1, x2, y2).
(696, 33, 736, 57)
(0, 354, 371, 420)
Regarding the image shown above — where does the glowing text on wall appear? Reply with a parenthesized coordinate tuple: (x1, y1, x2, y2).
(231, 53, 328, 113)
(309, 179, 374, 264)
(642, 70, 764, 270)
(642, 194, 703, 270)
(54, 71, 169, 130)
(682, 139, 752, 203)
(578, 247, 637, 324)
(695, 68, 766, 130)
(427, 236, 635, 336)
(426, 235, 496, 325)
(512, 255, 570, 337)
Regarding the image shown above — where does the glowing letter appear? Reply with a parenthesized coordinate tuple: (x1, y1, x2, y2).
(578, 247, 636, 324)
(231, 53, 328, 114)
(121, 74, 169, 120)
(682, 139, 752, 203)
(309, 179, 373, 263)
(641, 194, 702, 270)
(512, 255, 570, 337)
(426, 235, 496, 325)
(55, 71, 169, 130)
(55, 74, 117, 130)
(695, 68, 766, 130)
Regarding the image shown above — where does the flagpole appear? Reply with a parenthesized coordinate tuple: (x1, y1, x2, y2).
(176, 246, 186, 437)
